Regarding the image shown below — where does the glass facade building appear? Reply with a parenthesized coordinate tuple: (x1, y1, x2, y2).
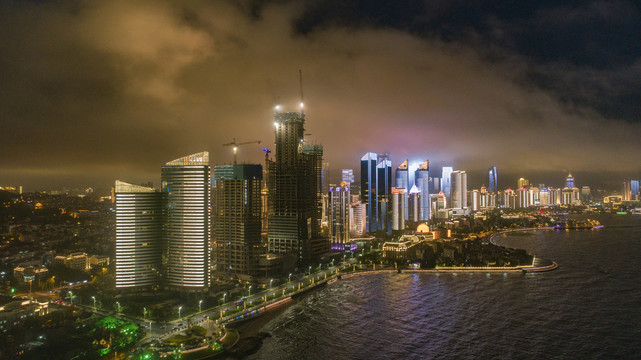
(114, 181, 163, 289)
(415, 160, 430, 221)
(161, 152, 210, 290)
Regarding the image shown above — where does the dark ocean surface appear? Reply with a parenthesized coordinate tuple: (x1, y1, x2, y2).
(248, 214, 641, 359)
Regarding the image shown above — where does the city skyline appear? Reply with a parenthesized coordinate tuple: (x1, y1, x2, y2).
(2, 1, 641, 191)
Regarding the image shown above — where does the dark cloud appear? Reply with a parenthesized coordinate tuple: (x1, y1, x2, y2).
(0, 0, 640, 192)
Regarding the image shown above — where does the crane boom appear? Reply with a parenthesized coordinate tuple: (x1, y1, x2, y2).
(222, 138, 262, 164)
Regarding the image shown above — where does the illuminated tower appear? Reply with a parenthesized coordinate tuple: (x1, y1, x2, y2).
(377, 154, 392, 235)
(408, 184, 420, 222)
(450, 170, 467, 210)
(565, 173, 574, 189)
(390, 187, 406, 230)
(162, 152, 210, 290)
(114, 181, 163, 289)
(329, 182, 350, 247)
(268, 110, 326, 264)
(360, 152, 378, 233)
(441, 167, 453, 202)
(488, 166, 498, 193)
(213, 164, 262, 276)
(395, 160, 409, 220)
(415, 160, 430, 220)
(518, 177, 530, 189)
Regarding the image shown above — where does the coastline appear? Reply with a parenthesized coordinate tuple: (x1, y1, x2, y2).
(218, 228, 559, 357)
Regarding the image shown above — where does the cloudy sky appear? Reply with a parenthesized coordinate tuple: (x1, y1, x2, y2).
(1, 0, 640, 192)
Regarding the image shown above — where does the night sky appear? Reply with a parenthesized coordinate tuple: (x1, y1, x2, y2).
(1, 0, 640, 191)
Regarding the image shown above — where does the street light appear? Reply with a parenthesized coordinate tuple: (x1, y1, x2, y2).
(199, 300, 203, 313)
(308, 266, 312, 275)
(68, 291, 73, 306)
(248, 285, 252, 296)
(116, 301, 121, 312)
(178, 306, 182, 319)
(270, 279, 274, 289)
(92, 296, 96, 308)
(143, 307, 147, 319)
(288, 273, 292, 282)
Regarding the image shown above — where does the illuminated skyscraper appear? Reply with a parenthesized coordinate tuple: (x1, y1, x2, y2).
(415, 160, 430, 220)
(441, 167, 453, 202)
(408, 184, 420, 222)
(360, 152, 378, 233)
(114, 181, 163, 289)
(329, 183, 350, 246)
(390, 187, 405, 230)
(376, 154, 392, 235)
(213, 164, 262, 277)
(268, 111, 326, 264)
(631, 180, 639, 201)
(349, 199, 366, 237)
(342, 169, 355, 183)
(518, 178, 530, 189)
(395, 160, 409, 220)
(450, 170, 467, 210)
(503, 189, 516, 208)
(622, 180, 632, 201)
(565, 173, 574, 188)
(470, 189, 480, 212)
(517, 188, 529, 208)
(488, 166, 498, 193)
(162, 152, 210, 290)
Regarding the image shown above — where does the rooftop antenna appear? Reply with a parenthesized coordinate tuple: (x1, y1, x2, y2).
(299, 69, 304, 113)
(299, 69, 304, 103)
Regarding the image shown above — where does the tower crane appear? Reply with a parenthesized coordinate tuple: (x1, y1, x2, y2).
(222, 138, 261, 164)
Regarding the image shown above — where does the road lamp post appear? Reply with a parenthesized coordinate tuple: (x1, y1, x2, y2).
(288, 273, 292, 282)
(68, 291, 73, 306)
(199, 300, 203, 313)
(143, 307, 147, 319)
(116, 301, 121, 312)
(178, 306, 182, 319)
(92, 296, 96, 309)
(308, 266, 312, 275)
(270, 279, 274, 289)
(248, 285, 253, 296)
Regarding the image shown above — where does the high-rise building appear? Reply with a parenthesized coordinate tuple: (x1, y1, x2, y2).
(518, 177, 530, 189)
(395, 160, 409, 221)
(622, 180, 632, 201)
(408, 185, 420, 222)
(329, 183, 350, 245)
(342, 169, 355, 184)
(268, 111, 326, 264)
(450, 170, 467, 210)
(415, 160, 430, 220)
(441, 167, 453, 202)
(430, 177, 440, 194)
(488, 166, 498, 194)
(470, 189, 480, 212)
(360, 152, 378, 233)
(349, 198, 367, 237)
(390, 187, 406, 231)
(162, 152, 211, 290)
(322, 162, 331, 194)
(114, 181, 163, 289)
(565, 173, 575, 189)
(528, 187, 540, 206)
(517, 188, 529, 208)
(631, 180, 639, 201)
(503, 189, 516, 209)
(539, 188, 551, 205)
(377, 154, 392, 235)
(213, 164, 262, 277)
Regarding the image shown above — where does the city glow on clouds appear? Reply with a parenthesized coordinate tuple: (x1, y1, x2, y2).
(1, 0, 640, 190)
